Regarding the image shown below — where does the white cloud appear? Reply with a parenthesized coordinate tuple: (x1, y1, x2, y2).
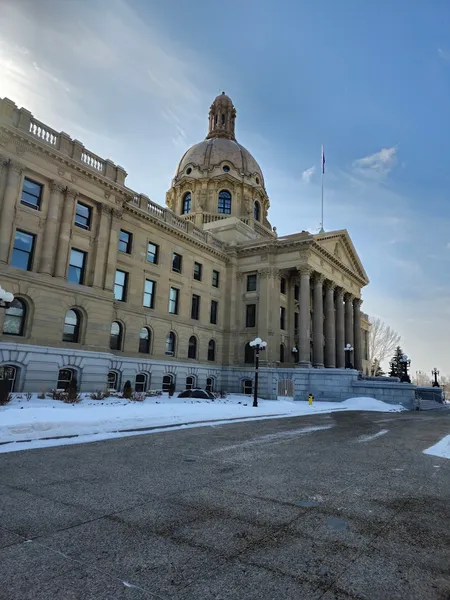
(352, 147, 397, 179)
(302, 165, 315, 183)
(438, 48, 450, 62)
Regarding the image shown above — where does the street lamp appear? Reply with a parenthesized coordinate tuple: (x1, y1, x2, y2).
(0, 285, 14, 309)
(291, 346, 298, 363)
(399, 354, 411, 383)
(249, 337, 267, 407)
(432, 367, 440, 388)
(344, 343, 354, 369)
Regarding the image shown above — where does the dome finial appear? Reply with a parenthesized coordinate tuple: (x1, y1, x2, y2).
(206, 92, 236, 141)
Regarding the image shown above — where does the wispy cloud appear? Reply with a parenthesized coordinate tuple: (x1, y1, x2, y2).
(302, 165, 315, 183)
(438, 48, 450, 62)
(352, 147, 397, 179)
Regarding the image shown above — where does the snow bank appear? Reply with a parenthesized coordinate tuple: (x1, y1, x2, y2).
(0, 393, 405, 454)
(423, 435, 450, 459)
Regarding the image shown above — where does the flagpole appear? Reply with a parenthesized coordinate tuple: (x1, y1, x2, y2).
(320, 144, 325, 233)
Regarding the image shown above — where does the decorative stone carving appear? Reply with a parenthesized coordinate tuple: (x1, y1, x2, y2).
(297, 265, 313, 277)
(112, 208, 123, 219)
(312, 272, 325, 285)
(104, 191, 111, 199)
(57, 168, 66, 177)
(258, 268, 271, 278)
(236, 272, 244, 280)
(323, 279, 337, 291)
(71, 175, 78, 183)
(8, 160, 24, 175)
(344, 292, 353, 303)
(49, 180, 65, 194)
(16, 146, 25, 157)
(65, 188, 79, 200)
(334, 243, 341, 260)
(198, 191, 207, 210)
(97, 203, 111, 215)
(353, 297, 363, 307)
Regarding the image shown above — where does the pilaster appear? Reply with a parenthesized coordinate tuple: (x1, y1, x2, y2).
(93, 204, 112, 288)
(104, 207, 123, 291)
(39, 181, 65, 275)
(0, 161, 23, 264)
(54, 188, 78, 278)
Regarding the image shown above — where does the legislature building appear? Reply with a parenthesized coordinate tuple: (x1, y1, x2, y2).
(0, 93, 371, 397)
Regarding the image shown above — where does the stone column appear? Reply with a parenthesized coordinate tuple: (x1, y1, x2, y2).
(353, 298, 363, 371)
(312, 273, 324, 368)
(344, 293, 354, 348)
(335, 287, 345, 368)
(0, 161, 23, 264)
(324, 281, 336, 368)
(93, 204, 112, 288)
(54, 188, 77, 278)
(298, 267, 312, 367)
(104, 207, 123, 291)
(39, 181, 65, 275)
(257, 268, 278, 364)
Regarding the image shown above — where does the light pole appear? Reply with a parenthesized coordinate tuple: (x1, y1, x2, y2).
(344, 343, 354, 369)
(399, 354, 411, 383)
(432, 368, 440, 387)
(291, 346, 298, 364)
(249, 337, 267, 407)
(0, 285, 14, 309)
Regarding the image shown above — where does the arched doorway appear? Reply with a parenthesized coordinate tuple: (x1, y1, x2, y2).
(162, 374, 174, 393)
(0, 365, 18, 393)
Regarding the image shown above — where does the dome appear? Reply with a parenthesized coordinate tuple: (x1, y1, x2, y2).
(175, 137, 265, 185)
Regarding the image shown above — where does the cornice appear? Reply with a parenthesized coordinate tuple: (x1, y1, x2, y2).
(310, 240, 368, 287)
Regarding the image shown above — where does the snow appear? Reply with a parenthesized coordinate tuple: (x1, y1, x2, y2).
(423, 435, 450, 459)
(357, 429, 389, 443)
(0, 393, 406, 454)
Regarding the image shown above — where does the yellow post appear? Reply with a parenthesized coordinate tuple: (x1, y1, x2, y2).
(308, 393, 314, 405)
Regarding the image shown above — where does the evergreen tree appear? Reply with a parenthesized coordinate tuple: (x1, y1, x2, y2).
(389, 346, 404, 378)
(123, 380, 133, 399)
(371, 360, 385, 377)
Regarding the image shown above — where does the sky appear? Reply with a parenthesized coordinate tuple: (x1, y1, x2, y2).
(1, 0, 449, 377)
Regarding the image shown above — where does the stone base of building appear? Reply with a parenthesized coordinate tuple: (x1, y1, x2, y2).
(0, 342, 416, 410)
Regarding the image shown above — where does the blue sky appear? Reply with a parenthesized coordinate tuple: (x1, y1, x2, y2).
(1, 0, 449, 376)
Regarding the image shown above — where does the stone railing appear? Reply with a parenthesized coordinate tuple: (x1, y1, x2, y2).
(0, 97, 127, 185)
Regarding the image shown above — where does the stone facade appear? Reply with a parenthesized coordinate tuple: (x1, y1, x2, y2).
(0, 93, 373, 395)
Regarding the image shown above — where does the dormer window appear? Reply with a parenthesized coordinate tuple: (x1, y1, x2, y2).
(223, 165, 230, 173)
(218, 190, 232, 215)
(186, 167, 192, 175)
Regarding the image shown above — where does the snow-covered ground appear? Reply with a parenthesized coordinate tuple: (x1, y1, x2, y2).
(423, 435, 450, 459)
(0, 393, 405, 454)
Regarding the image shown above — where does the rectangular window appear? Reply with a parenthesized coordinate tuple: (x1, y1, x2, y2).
(68, 248, 86, 284)
(11, 230, 35, 271)
(143, 279, 156, 309)
(147, 242, 159, 264)
(210, 299, 218, 324)
(247, 274, 257, 291)
(246, 304, 256, 327)
(191, 294, 200, 320)
(74, 201, 91, 230)
(118, 230, 132, 254)
(114, 270, 128, 302)
(193, 261, 202, 281)
(294, 285, 299, 301)
(172, 252, 182, 273)
(280, 278, 286, 294)
(212, 270, 220, 288)
(20, 178, 42, 210)
(169, 287, 179, 314)
(280, 306, 286, 330)
(294, 312, 299, 331)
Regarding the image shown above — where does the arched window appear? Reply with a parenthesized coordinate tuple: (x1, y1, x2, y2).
(244, 342, 255, 364)
(57, 368, 76, 390)
(165, 331, 176, 355)
(253, 201, 261, 221)
(206, 376, 215, 393)
(182, 192, 191, 215)
(186, 375, 196, 390)
(139, 327, 151, 353)
(110, 321, 123, 350)
(207, 339, 216, 362)
(135, 372, 149, 393)
(0, 365, 18, 392)
(279, 344, 285, 363)
(63, 309, 81, 343)
(162, 373, 174, 393)
(188, 335, 197, 359)
(218, 190, 232, 214)
(107, 371, 120, 391)
(3, 298, 26, 336)
(243, 379, 253, 395)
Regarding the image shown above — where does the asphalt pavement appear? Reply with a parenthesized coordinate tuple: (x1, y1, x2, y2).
(0, 409, 449, 599)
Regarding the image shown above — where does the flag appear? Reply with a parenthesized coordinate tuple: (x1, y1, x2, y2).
(321, 145, 325, 174)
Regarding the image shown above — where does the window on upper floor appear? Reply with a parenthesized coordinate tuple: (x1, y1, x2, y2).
(74, 201, 91, 230)
(11, 230, 35, 271)
(182, 192, 191, 215)
(21, 178, 42, 210)
(210, 299, 218, 325)
(212, 270, 220, 288)
(280, 306, 286, 330)
(114, 270, 128, 302)
(68, 249, 86, 285)
(169, 287, 179, 314)
(172, 252, 182, 273)
(253, 200, 261, 221)
(247, 274, 257, 292)
(147, 242, 159, 264)
(218, 190, 232, 214)
(191, 294, 200, 320)
(143, 279, 156, 309)
(188, 336, 197, 359)
(118, 230, 132, 254)
(139, 328, 151, 354)
(63, 309, 81, 343)
(110, 321, 123, 350)
(193, 261, 202, 281)
(3, 298, 27, 336)
(246, 304, 256, 328)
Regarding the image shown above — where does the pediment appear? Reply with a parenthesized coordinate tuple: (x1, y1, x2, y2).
(314, 230, 369, 284)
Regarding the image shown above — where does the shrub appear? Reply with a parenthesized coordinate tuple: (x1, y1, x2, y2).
(131, 392, 146, 402)
(90, 390, 108, 400)
(25, 392, 32, 401)
(63, 392, 81, 404)
(123, 380, 133, 399)
(51, 389, 66, 400)
(0, 385, 12, 406)
(67, 377, 79, 403)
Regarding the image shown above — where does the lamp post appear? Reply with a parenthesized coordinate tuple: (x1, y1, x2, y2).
(399, 354, 411, 383)
(249, 337, 267, 407)
(0, 285, 14, 309)
(344, 343, 354, 369)
(431, 367, 440, 388)
(291, 346, 298, 364)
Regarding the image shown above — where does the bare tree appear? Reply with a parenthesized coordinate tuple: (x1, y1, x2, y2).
(412, 370, 431, 387)
(368, 316, 401, 375)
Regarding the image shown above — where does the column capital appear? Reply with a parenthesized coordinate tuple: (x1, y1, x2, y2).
(335, 286, 345, 299)
(7, 160, 23, 176)
(258, 268, 272, 279)
(312, 272, 325, 286)
(353, 297, 363, 308)
(112, 207, 123, 220)
(49, 180, 66, 194)
(344, 292, 354, 303)
(236, 271, 244, 280)
(297, 265, 313, 277)
(65, 187, 79, 200)
(324, 279, 337, 291)
(97, 203, 112, 215)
